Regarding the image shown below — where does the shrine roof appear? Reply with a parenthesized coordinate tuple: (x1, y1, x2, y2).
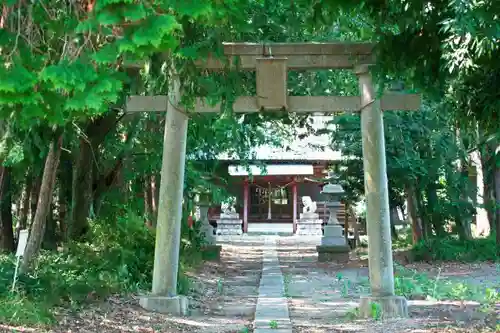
(217, 115, 342, 162)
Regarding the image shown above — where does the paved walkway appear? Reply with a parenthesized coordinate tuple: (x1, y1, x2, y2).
(254, 236, 292, 333)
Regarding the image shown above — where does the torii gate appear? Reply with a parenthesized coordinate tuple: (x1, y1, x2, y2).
(127, 42, 418, 318)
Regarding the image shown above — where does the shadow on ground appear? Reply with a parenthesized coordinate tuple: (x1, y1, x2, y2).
(277, 237, 498, 333)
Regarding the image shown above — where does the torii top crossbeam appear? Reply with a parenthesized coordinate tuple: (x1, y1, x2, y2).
(222, 42, 374, 55)
(199, 42, 376, 70)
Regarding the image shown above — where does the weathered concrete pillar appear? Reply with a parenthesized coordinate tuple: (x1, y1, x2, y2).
(354, 65, 407, 318)
(139, 72, 189, 315)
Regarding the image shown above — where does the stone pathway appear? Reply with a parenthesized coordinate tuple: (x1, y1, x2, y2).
(189, 237, 264, 332)
(254, 236, 292, 333)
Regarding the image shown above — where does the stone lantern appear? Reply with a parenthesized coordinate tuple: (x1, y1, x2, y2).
(322, 183, 345, 226)
(316, 182, 350, 262)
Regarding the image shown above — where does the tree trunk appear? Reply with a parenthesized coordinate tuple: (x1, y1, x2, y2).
(93, 157, 124, 215)
(58, 150, 72, 240)
(389, 205, 400, 241)
(144, 176, 153, 226)
(414, 179, 430, 239)
(92, 114, 141, 216)
(21, 136, 62, 272)
(90, 147, 100, 218)
(406, 184, 423, 244)
(69, 111, 120, 240)
(473, 150, 492, 236)
(482, 143, 497, 234)
(345, 204, 360, 247)
(0, 166, 14, 252)
(69, 138, 93, 240)
(483, 183, 495, 235)
(449, 162, 473, 241)
(16, 175, 32, 239)
(42, 204, 57, 250)
(426, 182, 445, 237)
(151, 175, 159, 224)
(30, 175, 42, 226)
(494, 146, 500, 250)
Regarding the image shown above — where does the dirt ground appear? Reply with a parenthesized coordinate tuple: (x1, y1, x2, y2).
(0, 240, 263, 333)
(2, 237, 497, 333)
(277, 237, 499, 333)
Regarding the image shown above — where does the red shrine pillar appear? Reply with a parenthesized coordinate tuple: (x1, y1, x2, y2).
(292, 180, 298, 234)
(243, 179, 249, 233)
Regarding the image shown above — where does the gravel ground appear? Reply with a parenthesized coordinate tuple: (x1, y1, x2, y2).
(1, 241, 263, 333)
(2, 236, 497, 333)
(277, 237, 499, 333)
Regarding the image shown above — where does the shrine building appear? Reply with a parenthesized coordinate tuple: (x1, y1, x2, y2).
(208, 115, 347, 234)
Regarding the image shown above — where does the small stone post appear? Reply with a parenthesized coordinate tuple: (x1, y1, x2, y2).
(243, 180, 249, 233)
(292, 181, 298, 233)
(354, 65, 408, 318)
(197, 193, 222, 260)
(139, 70, 189, 315)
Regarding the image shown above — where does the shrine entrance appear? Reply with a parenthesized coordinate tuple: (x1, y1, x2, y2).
(126, 41, 421, 318)
(228, 163, 327, 233)
(249, 179, 293, 222)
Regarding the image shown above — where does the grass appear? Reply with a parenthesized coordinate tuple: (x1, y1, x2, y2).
(0, 293, 54, 326)
(392, 264, 491, 302)
(0, 212, 204, 327)
(337, 262, 499, 327)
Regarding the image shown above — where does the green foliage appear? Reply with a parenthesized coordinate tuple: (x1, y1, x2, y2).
(0, 215, 149, 324)
(330, 100, 477, 238)
(0, 211, 203, 326)
(412, 236, 498, 262)
(313, 2, 499, 246)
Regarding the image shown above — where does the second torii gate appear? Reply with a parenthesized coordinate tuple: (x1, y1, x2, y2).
(128, 42, 418, 318)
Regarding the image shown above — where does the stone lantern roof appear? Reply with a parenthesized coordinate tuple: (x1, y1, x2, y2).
(321, 183, 345, 195)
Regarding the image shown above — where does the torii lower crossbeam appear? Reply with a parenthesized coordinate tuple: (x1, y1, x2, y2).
(126, 94, 421, 113)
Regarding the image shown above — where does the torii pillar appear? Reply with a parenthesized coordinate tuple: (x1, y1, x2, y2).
(138, 71, 189, 315)
(355, 65, 408, 318)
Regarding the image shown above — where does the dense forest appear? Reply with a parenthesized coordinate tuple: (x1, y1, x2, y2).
(0, 0, 498, 328)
